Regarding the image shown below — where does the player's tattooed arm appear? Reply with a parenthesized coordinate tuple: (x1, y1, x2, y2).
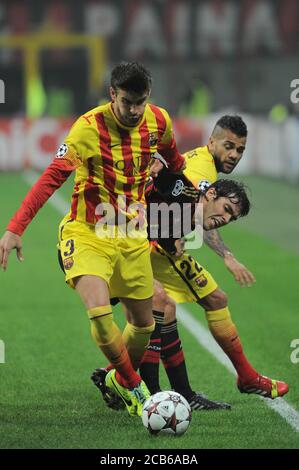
(203, 229, 231, 258)
(203, 229, 256, 287)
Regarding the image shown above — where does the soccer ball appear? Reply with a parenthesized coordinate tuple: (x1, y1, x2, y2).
(142, 391, 192, 436)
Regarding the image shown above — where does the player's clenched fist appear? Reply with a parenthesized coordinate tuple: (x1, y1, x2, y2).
(0, 231, 24, 271)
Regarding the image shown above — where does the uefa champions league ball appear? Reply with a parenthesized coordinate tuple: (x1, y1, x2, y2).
(142, 391, 192, 436)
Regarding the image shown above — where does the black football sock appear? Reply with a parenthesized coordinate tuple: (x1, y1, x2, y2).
(139, 310, 164, 394)
(161, 319, 194, 400)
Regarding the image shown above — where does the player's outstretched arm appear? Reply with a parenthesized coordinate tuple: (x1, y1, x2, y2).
(203, 229, 256, 287)
(0, 231, 24, 272)
(0, 157, 75, 272)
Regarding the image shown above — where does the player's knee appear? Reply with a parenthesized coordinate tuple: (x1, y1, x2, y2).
(164, 296, 176, 323)
(202, 288, 228, 310)
(122, 297, 154, 328)
(74, 275, 110, 310)
(153, 282, 168, 312)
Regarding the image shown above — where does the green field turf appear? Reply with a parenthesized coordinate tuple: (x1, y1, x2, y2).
(0, 173, 298, 449)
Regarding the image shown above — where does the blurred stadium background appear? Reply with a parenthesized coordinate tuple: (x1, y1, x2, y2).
(0, 0, 299, 450)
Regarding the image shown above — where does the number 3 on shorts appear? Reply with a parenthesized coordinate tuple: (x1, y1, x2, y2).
(64, 239, 75, 257)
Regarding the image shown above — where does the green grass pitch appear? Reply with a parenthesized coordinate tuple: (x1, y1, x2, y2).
(0, 173, 298, 449)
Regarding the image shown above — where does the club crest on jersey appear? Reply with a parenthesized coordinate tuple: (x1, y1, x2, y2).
(63, 256, 74, 270)
(148, 132, 158, 146)
(56, 143, 68, 158)
(195, 274, 208, 287)
(198, 180, 211, 192)
(172, 179, 184, 197)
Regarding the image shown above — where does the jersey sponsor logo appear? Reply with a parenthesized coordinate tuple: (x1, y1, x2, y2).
(198, 179, 211, 192)
(195, 273, 208, 287)
(56, 143, 68, 158)
(115, 155, 143, 175)
(171, 179, 184, 197)
(149, 131, 158, 146)
(63, 256, 74, 270)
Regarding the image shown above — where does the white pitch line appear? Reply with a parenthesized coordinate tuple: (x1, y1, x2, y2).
(22, 170, 299, 434)
(177, 306, 299, 434)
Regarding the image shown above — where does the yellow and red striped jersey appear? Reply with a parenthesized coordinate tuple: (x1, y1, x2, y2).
(62, 102, 184, 224)
(7, 102, 184, 237)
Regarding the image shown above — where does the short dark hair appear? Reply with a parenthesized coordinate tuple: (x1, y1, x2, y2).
(213, 115, 247, 138)
(110, 61, 152, 94)
(209, 179, 250, 218)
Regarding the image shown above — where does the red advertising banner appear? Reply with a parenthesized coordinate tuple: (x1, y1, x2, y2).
(0, 117, 205, 170)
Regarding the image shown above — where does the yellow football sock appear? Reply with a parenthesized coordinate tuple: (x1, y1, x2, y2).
(122, 321, 155, 370)
(87, 306, 135, 380)
(205, 307, 242, 353)
(205, 307, 257, 380)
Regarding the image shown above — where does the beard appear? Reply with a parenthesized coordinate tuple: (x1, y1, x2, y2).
(214, 156, 236, 174)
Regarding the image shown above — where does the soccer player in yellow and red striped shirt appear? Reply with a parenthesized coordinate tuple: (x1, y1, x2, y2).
(0, 62, 185, 417)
